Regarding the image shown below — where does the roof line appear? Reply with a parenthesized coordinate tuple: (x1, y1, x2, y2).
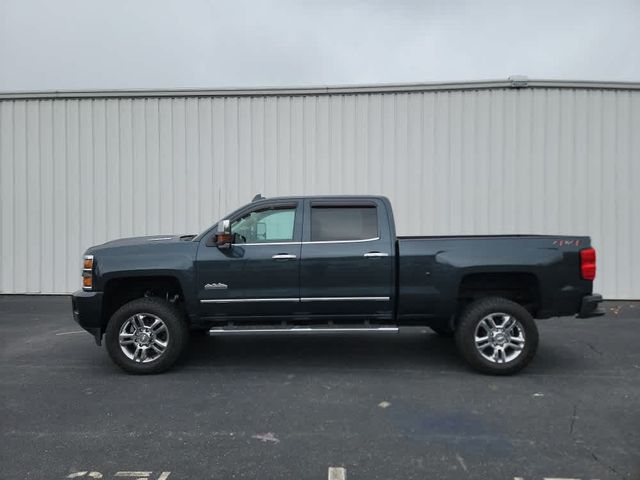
(1, 78, 640, 100)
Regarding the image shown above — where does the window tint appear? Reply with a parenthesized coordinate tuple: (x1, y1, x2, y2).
(232, 206, 296, 243)
(311, 206, 378, 241)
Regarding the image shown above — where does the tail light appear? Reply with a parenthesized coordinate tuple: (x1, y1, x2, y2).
(580, 248, 596, 280)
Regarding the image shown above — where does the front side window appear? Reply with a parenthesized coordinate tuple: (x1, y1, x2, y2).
(310, 206, 378, 241)
(231, 206, 296, 243)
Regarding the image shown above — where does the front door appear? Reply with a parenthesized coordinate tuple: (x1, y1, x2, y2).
(196, 200, 303, 320)
(298, 199, 394, 321)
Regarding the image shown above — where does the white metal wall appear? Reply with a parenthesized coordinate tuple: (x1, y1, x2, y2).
(1, 86, 638, 297)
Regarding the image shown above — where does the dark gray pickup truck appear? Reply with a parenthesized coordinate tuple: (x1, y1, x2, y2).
(72, 195, 603, 375)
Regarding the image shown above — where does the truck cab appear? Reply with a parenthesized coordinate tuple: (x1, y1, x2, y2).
(195, 196, 396, 324)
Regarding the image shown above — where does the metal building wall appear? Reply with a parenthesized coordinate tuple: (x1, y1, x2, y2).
(0, 84, 638, 297)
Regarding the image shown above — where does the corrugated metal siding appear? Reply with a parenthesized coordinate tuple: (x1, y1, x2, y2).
(1, 88, 638, 297)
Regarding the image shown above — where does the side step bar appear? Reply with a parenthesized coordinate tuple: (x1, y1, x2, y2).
(208, 326, 399, 335)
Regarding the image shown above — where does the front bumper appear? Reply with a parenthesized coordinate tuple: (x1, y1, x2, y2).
(71, 290, 104, 345)
(577, 294, 605, 318)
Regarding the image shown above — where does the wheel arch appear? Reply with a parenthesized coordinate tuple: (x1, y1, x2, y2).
(101, 275, 187, 330)
(456, 271, 542, 320)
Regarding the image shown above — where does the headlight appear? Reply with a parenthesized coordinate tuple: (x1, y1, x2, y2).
(82, 255, 94, 290)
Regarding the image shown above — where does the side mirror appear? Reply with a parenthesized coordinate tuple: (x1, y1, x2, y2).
(218, 219, 231, 235)
(215, 219, 233, 249)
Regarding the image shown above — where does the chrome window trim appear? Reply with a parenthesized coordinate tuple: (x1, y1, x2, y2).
(304, 237, 380, 245)
(233, 241, 301, 246)
(233, 237, 380, 247)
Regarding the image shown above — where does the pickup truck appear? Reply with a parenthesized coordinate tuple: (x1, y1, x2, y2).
(72, 195, 603, 375)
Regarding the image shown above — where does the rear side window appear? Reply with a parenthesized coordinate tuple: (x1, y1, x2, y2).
(310, 206, 378, 241)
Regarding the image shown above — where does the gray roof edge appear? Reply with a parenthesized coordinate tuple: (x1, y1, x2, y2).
(2, 78, 640, 100)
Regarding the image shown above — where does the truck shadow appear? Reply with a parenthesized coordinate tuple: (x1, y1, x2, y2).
(182, 330, 468, 372)
(180, 328, 590, 375)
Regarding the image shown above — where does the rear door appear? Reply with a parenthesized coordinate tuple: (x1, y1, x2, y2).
(299, 199, 394, 321)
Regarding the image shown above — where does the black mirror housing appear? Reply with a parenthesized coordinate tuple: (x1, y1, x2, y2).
(215, 232, 233, 249)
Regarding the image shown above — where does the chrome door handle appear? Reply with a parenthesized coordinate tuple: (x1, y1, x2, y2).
(272, 254, 297, 260)
(364, 252, 389, 258)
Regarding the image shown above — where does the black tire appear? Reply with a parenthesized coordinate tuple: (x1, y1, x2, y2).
(454, 297, 538, 375)
(105, 297, 189, 374)
(429, 325, 454, 337)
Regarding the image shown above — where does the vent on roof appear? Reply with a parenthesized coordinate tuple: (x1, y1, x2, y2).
(509, 75, 529, 87)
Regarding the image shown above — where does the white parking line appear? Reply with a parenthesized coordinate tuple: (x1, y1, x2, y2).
(328, 467, 346, 480)
(114, 473, 152, 478)
(67, 472, 169, 479)
(455, 453, 468, 473)
(56, 331, 85, 336)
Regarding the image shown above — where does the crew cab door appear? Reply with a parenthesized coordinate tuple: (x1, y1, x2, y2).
(196, 200, 303, 319)
(298, 199, 394, 321)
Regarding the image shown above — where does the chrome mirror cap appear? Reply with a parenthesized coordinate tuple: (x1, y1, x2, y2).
(218, 219, 231, 235)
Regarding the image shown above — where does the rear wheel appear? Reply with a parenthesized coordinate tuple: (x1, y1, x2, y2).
(105, 297, 189, 374)
(454, 297, 538, 375)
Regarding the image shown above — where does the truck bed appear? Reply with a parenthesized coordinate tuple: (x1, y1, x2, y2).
(395, 234, 593, 322)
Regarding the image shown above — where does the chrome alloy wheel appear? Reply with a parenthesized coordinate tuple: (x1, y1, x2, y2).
(118, 313, 169, 363)
(474, 312, 526, 364)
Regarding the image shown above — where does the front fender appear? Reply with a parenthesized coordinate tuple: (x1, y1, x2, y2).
(92, 242, 199, 313)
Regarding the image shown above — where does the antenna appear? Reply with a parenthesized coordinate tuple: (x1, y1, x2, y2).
(252, 193, 265, 202)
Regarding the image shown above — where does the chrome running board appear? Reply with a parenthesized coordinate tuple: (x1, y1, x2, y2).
(208, 325, 399, 335)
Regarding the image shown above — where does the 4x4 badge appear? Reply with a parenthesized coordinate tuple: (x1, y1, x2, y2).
(204, 283, 228, 290)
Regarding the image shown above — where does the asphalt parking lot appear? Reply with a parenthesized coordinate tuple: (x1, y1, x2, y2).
(1, 296, 639, 480)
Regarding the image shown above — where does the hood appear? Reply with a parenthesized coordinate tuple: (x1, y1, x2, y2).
(88, 234, 196, 252)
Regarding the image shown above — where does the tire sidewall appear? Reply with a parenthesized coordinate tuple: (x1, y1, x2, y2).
(455, 297, 539, 375)
(105, 298, 188, 374)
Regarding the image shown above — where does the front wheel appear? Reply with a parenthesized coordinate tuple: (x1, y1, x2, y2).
(104, 297, 189, 374)
(454, 297, 538, 375)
